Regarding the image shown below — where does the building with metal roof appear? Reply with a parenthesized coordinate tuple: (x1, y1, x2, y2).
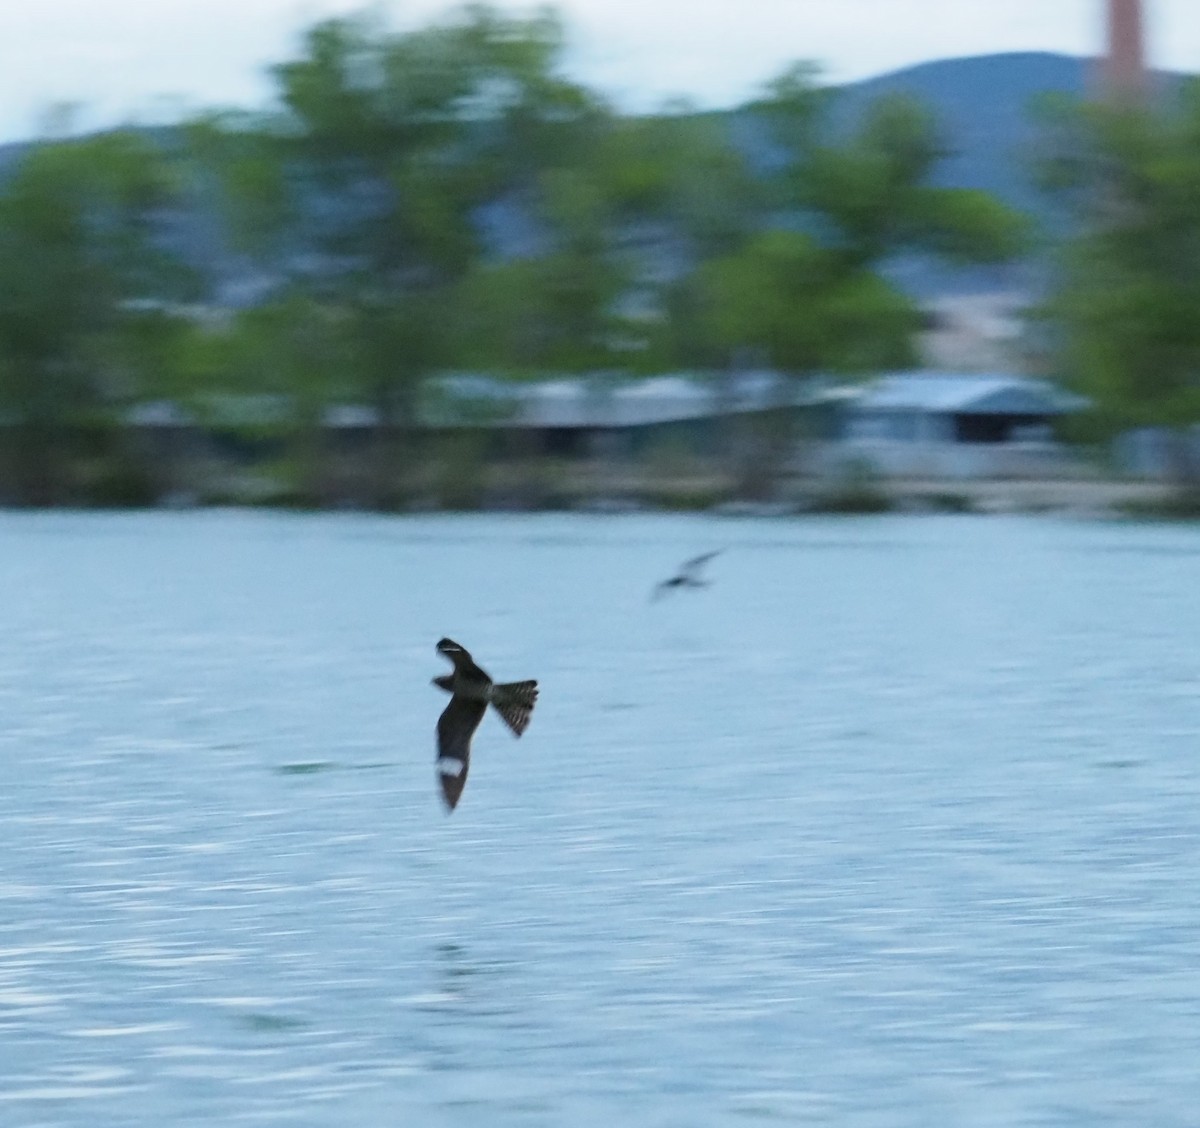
(415, 370, 844, 460)
(833, 371, 1089, 479)
(422, 370, 834, 430)
(117, 369, 1092, 501)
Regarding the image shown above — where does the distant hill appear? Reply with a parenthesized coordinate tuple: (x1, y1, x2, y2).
(722, 52, 1094, 296)
(837, 51, 1092, 218)
(0, 52, 1189, 301)
(755, 51, 1184, 296)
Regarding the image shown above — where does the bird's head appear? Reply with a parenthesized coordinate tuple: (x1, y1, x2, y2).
(432, 674, 455, 693)
(436, 637, 466, 657)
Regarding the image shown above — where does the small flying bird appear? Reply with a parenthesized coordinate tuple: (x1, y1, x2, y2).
(431, 637, 538, 811)
(652, 549, 723, 601)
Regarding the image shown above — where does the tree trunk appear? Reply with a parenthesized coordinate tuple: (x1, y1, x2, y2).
(11, 418, 63, 506)
(370, 380, 421, 509)
(1166, 425, 1200, 509)
(736, 367, 798, 502)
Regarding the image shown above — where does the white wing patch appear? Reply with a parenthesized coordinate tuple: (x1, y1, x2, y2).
(437, 756, 467, 778)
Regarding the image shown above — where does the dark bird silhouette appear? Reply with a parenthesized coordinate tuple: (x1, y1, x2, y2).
(652, 550, 723, 601)
(431, 638, 538, 811)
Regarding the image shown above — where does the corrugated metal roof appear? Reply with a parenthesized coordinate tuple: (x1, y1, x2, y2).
(122, 371, 1084, 434)
(427, 371, 836, 430)
(323, 405, 377, 429)
(518, 376, 713, 428)
(851, 372, 1087, 415)
(125, 401, 190, 427)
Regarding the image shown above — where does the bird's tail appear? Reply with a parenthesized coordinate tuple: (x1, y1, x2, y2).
(490, 680, 538, 737)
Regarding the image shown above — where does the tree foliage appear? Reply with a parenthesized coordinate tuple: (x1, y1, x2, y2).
(0, 130, 190, 502)
(0, 5, 1038, 506)
(692, 69, 1028, 378)
(189, 4, 615, 501)
(1037, 84, 1200, 453)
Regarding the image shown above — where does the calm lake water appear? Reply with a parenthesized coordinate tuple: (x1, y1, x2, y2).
(0, 509, 1198, 1126)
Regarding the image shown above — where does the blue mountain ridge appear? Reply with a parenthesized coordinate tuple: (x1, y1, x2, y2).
(0, 52, 1187, 300)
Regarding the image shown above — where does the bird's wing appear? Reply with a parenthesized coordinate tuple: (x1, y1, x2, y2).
(436, 695, 487, 811)
(680, 549, 721, 580)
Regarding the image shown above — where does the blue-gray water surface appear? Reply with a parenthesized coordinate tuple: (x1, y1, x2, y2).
(1, 510, 1198, 1127)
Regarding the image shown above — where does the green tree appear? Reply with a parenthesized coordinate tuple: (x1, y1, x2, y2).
(0, 131, 190, 504)
(192, 4, 605, 505)
(612, 107, 766, 373)
(217, 293, 352, 504)
(697, 231, 918, 376)
(1036, 84, 1200, 488)
(451, 100, 763, 485)
(680, 66, 1028, 496)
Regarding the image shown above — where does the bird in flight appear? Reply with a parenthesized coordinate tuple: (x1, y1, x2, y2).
(431, 638, 539, 811)
(652, 550, 723, 601)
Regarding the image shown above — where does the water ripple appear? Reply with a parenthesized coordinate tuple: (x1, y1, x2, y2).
(0, 511, 1197, 1125)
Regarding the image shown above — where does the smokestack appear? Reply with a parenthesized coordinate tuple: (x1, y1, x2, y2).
(1103, 0, 1148, 100)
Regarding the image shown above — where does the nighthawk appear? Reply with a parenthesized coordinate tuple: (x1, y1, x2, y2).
(431, 637, 539, 811)
(651, 549, 722, 601)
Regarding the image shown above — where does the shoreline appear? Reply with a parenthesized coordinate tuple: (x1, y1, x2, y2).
(1, 475, 1194, 520)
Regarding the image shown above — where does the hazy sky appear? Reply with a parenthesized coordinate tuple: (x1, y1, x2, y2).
(2, 0, 1198, 143)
